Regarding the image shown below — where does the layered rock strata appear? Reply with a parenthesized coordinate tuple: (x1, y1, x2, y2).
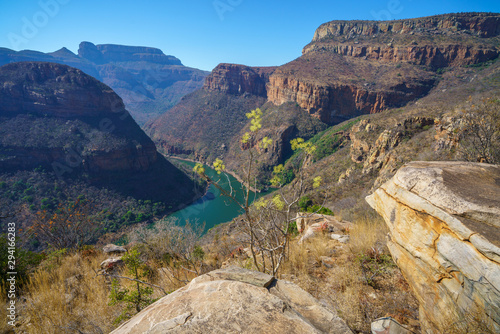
(366, 161, 500, 333)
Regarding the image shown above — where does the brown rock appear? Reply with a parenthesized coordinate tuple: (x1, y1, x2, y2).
(110, 266, 352, 334)
(203, 63, 276, 97)
(366, 161, 500, 333)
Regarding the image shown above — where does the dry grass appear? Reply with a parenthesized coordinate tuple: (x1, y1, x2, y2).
(277, 213, 420, 334)
(17, 251, 121, 334)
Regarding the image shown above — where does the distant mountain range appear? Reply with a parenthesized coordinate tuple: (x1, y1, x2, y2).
(0, 42, 209, 125)
(145, 12, 500, 186)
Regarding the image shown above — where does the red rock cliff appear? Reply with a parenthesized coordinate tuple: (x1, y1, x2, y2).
(203, 63, 276, 97)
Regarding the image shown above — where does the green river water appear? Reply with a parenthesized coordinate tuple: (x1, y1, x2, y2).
(167, 159, 271, 231)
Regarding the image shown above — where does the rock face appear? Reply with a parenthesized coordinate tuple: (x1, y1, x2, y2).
(80, 43, 183, 65)
(110, 266, 352, 334)
(0, 61, 197, 205)
(304, 13, 500, 67)
(268, 13, 499, 125)
(0, 42, 209, 125)
(203, 63, 276, 96)
(366, 161, 500, 333)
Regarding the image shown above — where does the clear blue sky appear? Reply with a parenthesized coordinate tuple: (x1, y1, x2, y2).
(1, 0, 499, 71)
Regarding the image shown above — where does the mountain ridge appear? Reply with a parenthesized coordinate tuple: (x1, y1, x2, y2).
(0, 42, 209, 125)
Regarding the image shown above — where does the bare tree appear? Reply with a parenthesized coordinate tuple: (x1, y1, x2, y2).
(458, 98, 500, 164)
(194, 108, 322, 276)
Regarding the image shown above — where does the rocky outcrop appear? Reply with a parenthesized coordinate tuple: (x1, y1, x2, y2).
(0, 62, 157, 172)
(0, 61, 198, 205)
(203, 63, 276, 97)
(304, 44, 499, 69)
(304, 13, 500, 68)
(310, 13, 500, 41)
(269, 13, 500, 124)
(350, 117, 434, 175)
(110, 266, 353, 334)
(366, 161, 500, 333)
(267, 49, 437, 125)
(90, 43, 182, 65)
(267, 73, 434, 124)
(0, 42, 208, 125)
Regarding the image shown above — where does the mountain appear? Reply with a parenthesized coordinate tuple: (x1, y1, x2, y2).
(0, 42, 209, 125)
(0, 61, 198, 207)
(146, 12, 499, 185)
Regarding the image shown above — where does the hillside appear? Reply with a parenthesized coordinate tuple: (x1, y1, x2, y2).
(0, 61, 200, 243)
(147, 12, 500, 186)
(0, 42, 209, 125)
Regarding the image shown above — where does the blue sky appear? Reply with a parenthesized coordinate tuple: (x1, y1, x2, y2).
(1, 0, 499, 71)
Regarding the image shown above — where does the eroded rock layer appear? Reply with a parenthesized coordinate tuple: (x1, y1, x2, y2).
(366, 161, 500, 333)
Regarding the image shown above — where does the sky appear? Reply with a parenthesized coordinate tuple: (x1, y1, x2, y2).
(1, 0, 499, 71)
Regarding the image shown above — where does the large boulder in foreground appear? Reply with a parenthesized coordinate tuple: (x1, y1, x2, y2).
(110, 266, 352, 334)
(366, 161, 500, 333)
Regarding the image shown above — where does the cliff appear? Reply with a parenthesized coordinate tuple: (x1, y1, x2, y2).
(203, 63, 276, 96)
(366, 161, 500, 333)
(0, 42, 209, 125)
(145, 64, 276, 162)
(79, 43, 183, 65)
(0, 61, 197, 205)
(267, 13, 499, 125)
(303, 13, 500, 68)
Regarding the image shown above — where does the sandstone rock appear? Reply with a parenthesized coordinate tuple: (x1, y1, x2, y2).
(100, 257, 124, 272)
(103, 244, 127, 254)
(110, 266, 352, 334)
(371, 317, 413, 334)
(320, 256, 335, 268)
(304, 13, 499, 67)
(203, 63, 276, 97)
(331, 234, 350, 243)
(366, 161, 500, 333)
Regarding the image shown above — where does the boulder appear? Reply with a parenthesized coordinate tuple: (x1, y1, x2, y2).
(366, 161, 500, 333)
(331, 234, 350, 243)
(110, 266, 352, 334)
(103, 244, 127, 254)
(100, 257, 124, 273)
(371, 317, 413, 334)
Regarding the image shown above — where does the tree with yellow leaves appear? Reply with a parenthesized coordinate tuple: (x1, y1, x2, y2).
(194, 108, 320, 276)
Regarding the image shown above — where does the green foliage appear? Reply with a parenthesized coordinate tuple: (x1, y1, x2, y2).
(109, 249, 157, 324)
(306, 205, 334, 215)
(192, 245, 205, 261)
(309, 118, 361, 161)
(298, 196, 333, 215)
(298, 196, 313, 211)
(286, 221, 299, 237)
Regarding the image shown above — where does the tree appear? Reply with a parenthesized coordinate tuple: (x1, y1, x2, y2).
(28, 198, 104, 250)
(458, 98, 500, 164)
(194, 108, 321, 276)
(129, 219, 206, 284)
(108, 249, 158, 324)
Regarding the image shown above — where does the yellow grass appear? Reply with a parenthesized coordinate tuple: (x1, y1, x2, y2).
(20, 252, 121, 334)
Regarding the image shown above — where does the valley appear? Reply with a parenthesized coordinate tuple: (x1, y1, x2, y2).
(0, 10, 499, 334)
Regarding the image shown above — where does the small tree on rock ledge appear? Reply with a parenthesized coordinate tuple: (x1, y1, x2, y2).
(194, 108, 322, 276)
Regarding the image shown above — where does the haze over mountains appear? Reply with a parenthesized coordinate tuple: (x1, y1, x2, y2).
(0, 42, 209, 125)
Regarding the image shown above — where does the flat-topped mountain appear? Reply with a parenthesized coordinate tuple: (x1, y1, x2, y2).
(147, 12, 499, 185)
(0, 61, 197, 205)
(78, 42, 182, 65)
(0, 42, 209, 125)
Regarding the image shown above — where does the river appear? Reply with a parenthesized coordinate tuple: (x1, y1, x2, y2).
(167, 159, 271, 231)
